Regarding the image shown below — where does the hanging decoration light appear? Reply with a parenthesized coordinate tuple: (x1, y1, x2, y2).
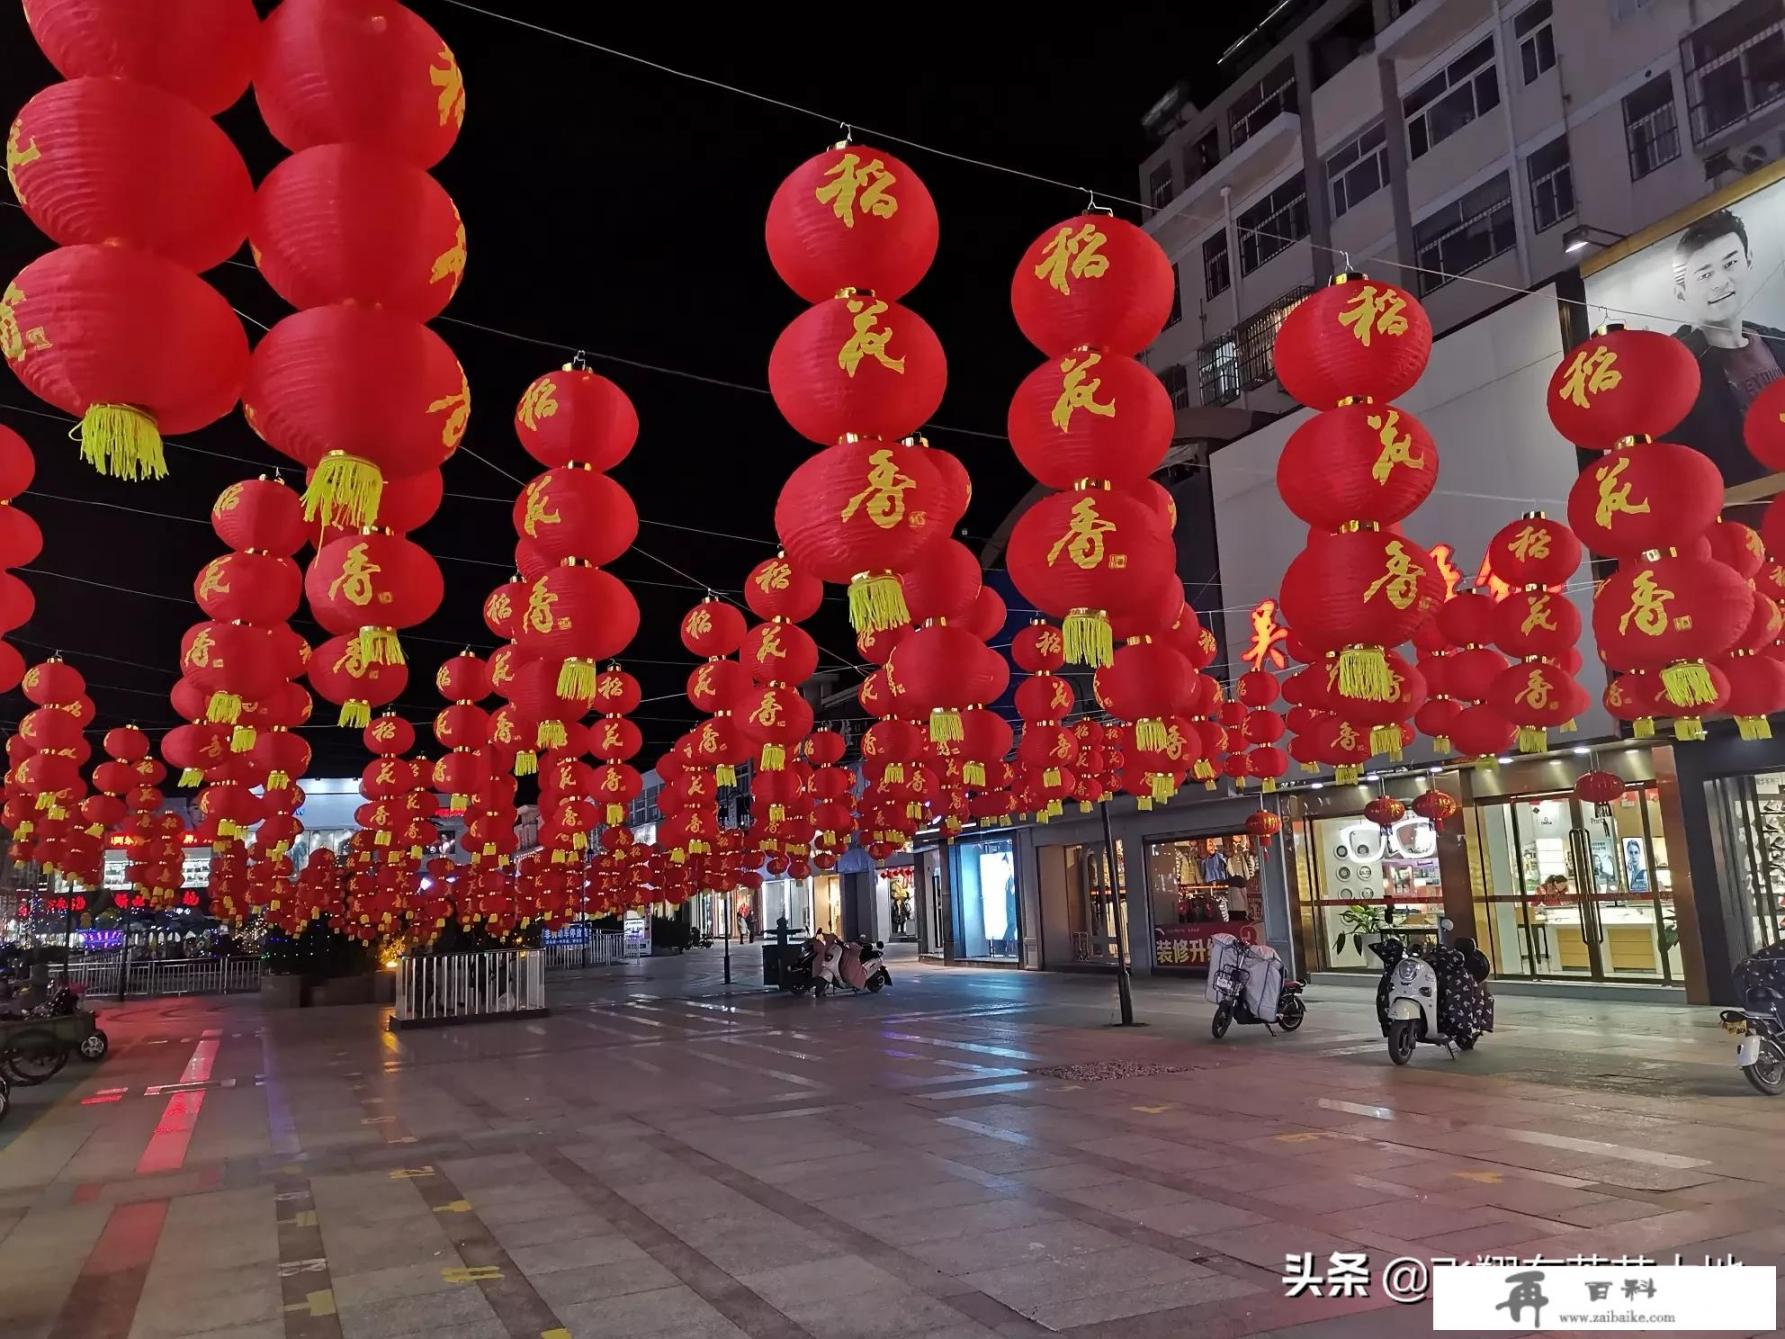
(1485, 513, 1587, 753)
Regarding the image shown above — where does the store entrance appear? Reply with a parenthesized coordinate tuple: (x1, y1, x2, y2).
(1710, 770, 1785, 959)
(1474, 789, 1678, 983)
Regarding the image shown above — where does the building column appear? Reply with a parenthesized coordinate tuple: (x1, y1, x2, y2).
(1293, 42, 1334, 286)
(1376, 55, 1418, 282)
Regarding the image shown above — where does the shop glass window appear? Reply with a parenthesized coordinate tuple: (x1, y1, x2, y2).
(1145, 833, 1264, 972)
(1526, 134, 1575, 233)
(1404, 37, 1501, 161)
(1237, 174, 1310, 276)
(1413, 172, 1516, 295)
(1064, 842, 1126, 963)
(1712, 771, 1785, 959)
(1681, 0, 1785, 143)
(1326, 121, 1388, 220)
(1515, 0, 1556, 85)
(1623, 72, 1681, 181)
(953, 836, 1019, 960)
(1203, 230, 1231, 300)
(1307, 811, 1443, 970)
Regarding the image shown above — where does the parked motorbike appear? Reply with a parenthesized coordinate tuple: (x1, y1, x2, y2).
(1721, 944, 1785, 1095)
(0, 981, 106, 1082)
(813, 935, 891, 997)
(1206, 933, 1305, 1038)
(1371, 937, 1492, 1064)
(776, 937, 822, 995)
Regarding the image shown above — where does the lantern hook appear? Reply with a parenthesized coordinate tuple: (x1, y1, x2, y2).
(838, 122, 853, 145)
(1084, 190, 1114, 217)
(569, 350, 590, 372)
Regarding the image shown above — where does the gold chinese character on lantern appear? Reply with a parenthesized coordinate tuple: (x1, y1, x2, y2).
(427, 371, 471, 448)
(1335, 284, 1409, 347)
(332, 638, 369, 678)
(1558, 345, 1621, 409)
(1592, 454, 1651, 529)
(755, 624, 787, 661)
(1046, 496, 1117, 570)
(1050, 679, 1072, 712)
(755, 559, 792, 592)
(185, 629, 217, 668)
(749, 693, 785, 729)
(1033, 223, 1108, 295)
(430, 204, 467, 292)
(485, 590, 512, 626)
(1514, 667, 1555, 711)
(1336, 721, 1361, 751)
(196, 559, 232, 601)
(517, 378, 558, 430)
(429, 46, 465, 128)
(692, 663, 715, 699)
(1362, 539, 1425, 610)
(5, 123, 40, 207)
(837, 297, 905, 378)
(601, 721, 623, 750)
(840, 448, 916, 529)
(214, 482, 244, 514)
(376, 759, 398, 784)
(327, 542, 381, 607)
(1520, 593, 1558, 636)
(525, 583, 559, 635)
(1366, 408, 1425, 484)
(371, 718, 398, 743)
(1038, 627, 1064, 658)
(684, 606, 713, 641)
(521, 480, 561, 537)
(1242, 598, 1289, 672)
(1508, 523, 1551, 563)
(0, 281, 50, 365)
(814, 152, 898, 229)
(1618, 568, 1675, 637)
(1051, 352, 1116, 432)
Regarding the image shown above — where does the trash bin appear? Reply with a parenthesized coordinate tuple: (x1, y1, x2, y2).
(762, 942, 800, 986)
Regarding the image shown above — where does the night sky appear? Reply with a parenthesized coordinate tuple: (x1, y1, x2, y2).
(0, 1, 1259, 778)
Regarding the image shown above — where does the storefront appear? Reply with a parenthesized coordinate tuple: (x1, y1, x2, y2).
(881, 863, 915, 940)
(950, 832, 1022, 962)
(1145, 830, 1267, 973)
(760, 876, 812, 935)
(1296, 796, 1449, 973)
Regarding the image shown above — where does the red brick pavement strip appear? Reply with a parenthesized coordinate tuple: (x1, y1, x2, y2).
(47, 1198, 169, 1339)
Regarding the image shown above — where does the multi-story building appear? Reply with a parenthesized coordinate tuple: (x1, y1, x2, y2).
(1138, 0, 1785, 415)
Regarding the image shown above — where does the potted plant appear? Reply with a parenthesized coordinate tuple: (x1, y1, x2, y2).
(1334, 904, 1386, 961)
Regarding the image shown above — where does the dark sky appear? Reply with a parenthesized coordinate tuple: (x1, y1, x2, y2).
(0, 1, 1260, 777)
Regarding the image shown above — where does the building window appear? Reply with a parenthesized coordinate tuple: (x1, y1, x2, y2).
(1404, 37, 1501, 160)
(1526, 135, 1575, 232)
(1197, 336, 1240, 406)
(1327, 121, 1388, 219)
(1681, 0, 1785, 143)
(1165, 264, 1183, 328)
(1515, 0, 1556, 84)
(1203, 230, 1231, 299)
(1236, 174, 1310, 276)
(1413, 172, 1516, 295)
(1229, 61, 1298, 150)
(1237, 285, 1311, 390)
(1186, 127, 1222, 185)
(1148, 162, 1175, 208)
(1623, 73, 1680, 180)
(951, 835, 1019, 961)
(1160, 363, 1191, 410)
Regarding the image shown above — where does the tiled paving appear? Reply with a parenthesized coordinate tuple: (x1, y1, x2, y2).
(0, 948, 1782, 1337)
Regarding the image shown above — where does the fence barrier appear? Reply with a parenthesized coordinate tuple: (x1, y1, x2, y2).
(540, 930, 628, 973)
(58, 956, 262, 998)
(393, 949, 545, 1027)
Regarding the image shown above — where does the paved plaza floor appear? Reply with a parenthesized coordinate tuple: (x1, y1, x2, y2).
(2, 946, 1783, 1338)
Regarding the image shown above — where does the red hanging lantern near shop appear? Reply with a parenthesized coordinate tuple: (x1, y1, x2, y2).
(1410, 789, 1461, 825)
(1574, 769, 1625, 817)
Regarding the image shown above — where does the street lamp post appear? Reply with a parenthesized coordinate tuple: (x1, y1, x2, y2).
(1099, 801, 1136, 1026)
(723, 888, 732, 986)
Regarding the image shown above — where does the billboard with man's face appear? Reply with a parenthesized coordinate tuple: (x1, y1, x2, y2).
(1582, 171, 1785, 496)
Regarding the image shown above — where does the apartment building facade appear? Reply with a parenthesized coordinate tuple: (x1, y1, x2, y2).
(1139, 0, 1785, 415)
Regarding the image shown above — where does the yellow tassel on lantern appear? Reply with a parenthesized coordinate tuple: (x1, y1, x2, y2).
(606, 803, 625, 824)
(1739, 715, 1774, 741)
(230, 724, 256, 753)
(206, 691, 242, 725)
(1660, 661, 1717, 708)
(374, 830, 391, 847)
(847, 572, 910, 633)
(337, 699, 371, 728)
(962, 761, 986, 787)
(1137, 795, 1153, 811)
(1150, 774, 1175, 803)
(1079, 800, 1093, 813)
(671, 848, 686, 865)
(449, 792, 470, 810)
(268, 770, 290, 791)
(1135, 718, 1169, 752)
(1037, 808, 1051, 824)
(716, 764, 736, 786)
(1061, 609, 1113, 667)
(550, 849, 565, 864)
(1516, 726, 1548, 754)
(1561, 718, 1577, 732)
(1433, 734, 1452, 753)
(1369, 725, 1403, 759)
(769, 804, 785, 823)
(1233, 774, 1247, 789)
(514, 750, 537, 777)
(178, 767, 203, 787)
(536, 719, 568, 749)
(1674, 717, 1706, 741)
(1193, 758, 1214, 780)
(303, 451, 383, 529)
(1634, 717, 1656, 738)
(358, 627, 405, 667)
(1043, 767, 1062, 788)
(557, 657, 596, 700)
(906, 801, 924, 820)
(1262, 776, 1277, 792)
(760, 743, 786, 771)
(1472, 755, 1496, 771)
(78, 403, 166, 481)
(1301, 760, 1320, 774)
(882, 761, 905, 784)
(1337, 646, 1393, 700)
(929, 708, 963, 743)
(1204, 778, 1217, 791)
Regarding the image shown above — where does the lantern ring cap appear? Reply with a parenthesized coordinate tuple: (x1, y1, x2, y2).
(1069, 478, 1114, 491)
(1591, 321, 1627, 337)
(1330, 272, 1370, 286)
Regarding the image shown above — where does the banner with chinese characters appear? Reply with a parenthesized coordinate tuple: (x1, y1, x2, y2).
(1153, 921, 1256, 970)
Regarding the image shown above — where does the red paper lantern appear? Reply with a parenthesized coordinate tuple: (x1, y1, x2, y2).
(1546, 327, 1699, 450)
(24, 0, 261, 116)
(680, 598, 746, 658)
(1488, 513, 1582, 588)
(512, 468, 638, 567)
(1279, 529, 1442, 694)
(1447, 705, 1515, 760)
(1719, 652, 1785, 740)
(251, 143, 464, 319)
(1574, 770, 1625, 816)
(210, 476, 306, 556)
(513, 367, 637, 471)
(308, 633, 408, 727)
(745, 553, 824, 623)
(255, 0, 464, 169)
(1011, 214, 1174, 358)
(1410, 789, 1461, 824)
(733, 683, 813, 770)
(768, 294, 947, 444)
(1495, 588, 1581, 660)
(1566, 442, 1722, 557)
(740, 621, 818, 687)
(1593, 554, 1752, 704)
(512, 565, 641, 697)
(1277, 401, 1436, 527)
(1273, 275, 1432, 407)
(1006, 351, 1172, 489)
(0, 507, 42, 568)
(3, 244, 248, 476)
(765, 144, 937, 303)
(9, 77, 253, 270)
(196, 551, 301, 625)
(1487, 660, 1576, 752)
(900, 538, 982, 625)
(305, 532, 443, 664)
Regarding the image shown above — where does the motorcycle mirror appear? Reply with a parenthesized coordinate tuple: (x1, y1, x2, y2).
(1439, 917, 1454, 932)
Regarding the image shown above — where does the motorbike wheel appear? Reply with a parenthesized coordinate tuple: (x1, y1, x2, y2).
(813, 980, 829, 999)
(78, 1030, 109, 1061)
(1455, 1033, 1476, 1052)
(1278, 995, 1306, 1032)
(5, 1033, 68, 1085)
(1211, 1002, 1233, 1040)
(1386, 1020, 1417, 1066)
(1744, 1039, 1785, 1095)
(0, 1073, 9, 1123)
(867, 971, 886, 993)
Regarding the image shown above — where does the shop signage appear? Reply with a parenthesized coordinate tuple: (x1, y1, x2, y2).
(1153, 921, 1257, 969)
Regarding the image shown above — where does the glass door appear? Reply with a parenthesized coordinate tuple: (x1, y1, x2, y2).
(1712, 772, 1785, 959)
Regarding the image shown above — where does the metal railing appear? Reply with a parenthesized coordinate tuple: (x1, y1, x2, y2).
(395, 949, 544, 1024)
(540, 930, 627, 973)
(59, 956, 262, 998)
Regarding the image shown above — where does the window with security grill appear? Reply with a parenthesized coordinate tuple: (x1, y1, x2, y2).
(1185, 127, 1222, 184)
(1229, 62, 1298, 150)
(1515, 0, 1555, 85)
(1413, 173, 1515, 295)
(1327, 121, 1388, 219)
(1404, 37, 1501, 160)
(1165, 265, 1183, 328)
(1236, 175, 1310, 275)
(1681, 0, 1785, 143)
(1203, 230, 1231, 299)
(1526, 135, 1574, 232)
(1197, 336, 1240, 406)
(1149, 162, 1175, 208)
(1623, 72, 1681, 179)
(1160, 363, 1191, 410)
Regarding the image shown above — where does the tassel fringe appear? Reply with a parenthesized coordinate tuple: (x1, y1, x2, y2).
(337, 700, 371, 729)
(557, 657, 596, 701)
(1738, 714, 1774, 741)
(1337, 646, 1392, 700)
(1660, 661, 1717, 708)
(929, 708, 963, 743)
(847, 573, 909, 633)
(1516, 726, 1548, 754)
(230, 724, 256, 753)
(760, 743, 786, 771)
(206, 691, 242, 725)
(962, 761, 986, 787)
(358, 627, 405, 667)
(77, 403, 166, 481)
(1674, 717, 1706, 741)
(716, 764, 736, 786)
(1061, 610, 1114, 667)
(303, 453, 383, 530)
(1634, 717, 1656, 739)
(514, 750, 537, 777)
(1368, 724, 1404, 758)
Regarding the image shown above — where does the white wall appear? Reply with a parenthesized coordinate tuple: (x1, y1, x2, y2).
(1211, 284, 1611, 756)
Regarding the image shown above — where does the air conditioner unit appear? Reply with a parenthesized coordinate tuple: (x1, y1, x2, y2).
(1704, 132, 1785, 188)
